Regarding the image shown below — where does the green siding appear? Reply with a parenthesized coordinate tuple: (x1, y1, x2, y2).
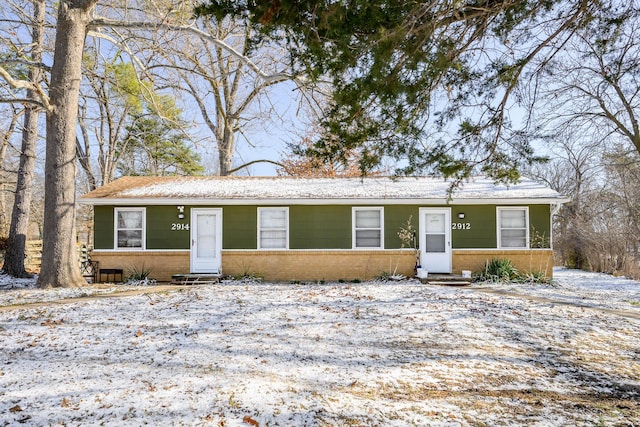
(147, 206, 190, 249)
(93, 203, 553, 251)
(290, 205, 352, 249)
(452, 205, 497, 249)
(94, 206, 114, 249)
(223, 206, 257, 249)
(529, 204, 551, 248)
(383, 205, 419, 249)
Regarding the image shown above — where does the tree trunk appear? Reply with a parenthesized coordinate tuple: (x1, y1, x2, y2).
(218, 126, 235, 176)
(1, 129, 8, 238)
(76, 137, 97, 191)
(37, 0, 97, 288)
(3, 105, 38, 278)
(0, 110, 20, 238)
(3, 0, 45, 278)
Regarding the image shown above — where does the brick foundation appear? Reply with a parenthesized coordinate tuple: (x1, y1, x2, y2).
(222, 250, 417, 282)
(91, 251, 189, 282)
(453, 249, 554, 277)
(91, 248, 554, 282)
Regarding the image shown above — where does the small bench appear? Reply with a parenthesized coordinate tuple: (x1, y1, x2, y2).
(99, 268, 124, 283)
(80, 260, 99, 283)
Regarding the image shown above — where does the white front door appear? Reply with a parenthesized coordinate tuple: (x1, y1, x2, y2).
(420, 208, 452, 273)
(190, 208, 222, 273)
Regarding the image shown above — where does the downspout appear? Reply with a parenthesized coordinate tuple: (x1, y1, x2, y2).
(549, 202, 563, 249)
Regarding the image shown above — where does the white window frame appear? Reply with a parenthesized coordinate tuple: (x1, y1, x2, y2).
(114, 207, 146, 250)
(352, 207, 384, 249)
(497, 206, 529, 249)
(257, 207, 289, 250)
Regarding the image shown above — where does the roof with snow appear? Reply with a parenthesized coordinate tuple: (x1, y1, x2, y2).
(79, 176, 569, 205)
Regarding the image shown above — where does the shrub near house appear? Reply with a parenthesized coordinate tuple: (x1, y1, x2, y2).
(80, 176, 569, 282)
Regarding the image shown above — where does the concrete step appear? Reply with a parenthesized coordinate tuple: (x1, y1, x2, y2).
(170, 274, 221, 285)
(426, 280, 472, 286)
(419, 274, 472, 286)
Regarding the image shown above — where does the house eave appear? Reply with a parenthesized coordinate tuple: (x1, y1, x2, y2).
(79, 196, 571, 206)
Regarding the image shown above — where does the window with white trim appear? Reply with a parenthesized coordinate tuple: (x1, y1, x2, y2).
(258, 207, 288, 249)
(353, 207, 384, 249)
(497, 207, 529, 248)
(115, 208, 145, 249)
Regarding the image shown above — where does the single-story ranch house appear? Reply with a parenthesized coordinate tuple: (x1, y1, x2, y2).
(79, 176, 569, 282)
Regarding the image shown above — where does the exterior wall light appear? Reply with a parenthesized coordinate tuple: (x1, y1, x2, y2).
(458, 213, 465, 219)
(177, 205, 185, 219)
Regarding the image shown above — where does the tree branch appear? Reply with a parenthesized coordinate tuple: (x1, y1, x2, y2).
(88, 18, 306, 87)
(227, 159, 284, 174)
(0, 98, 44, 107)
(0, 65, 50, 110)
(489, 0, 589, 148)
(86, 29, 147, 72)
(0, 59, 51, 72)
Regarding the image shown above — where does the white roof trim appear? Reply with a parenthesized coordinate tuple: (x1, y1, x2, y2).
(80, 196, 570, 206)
(80, 176, 570, 206)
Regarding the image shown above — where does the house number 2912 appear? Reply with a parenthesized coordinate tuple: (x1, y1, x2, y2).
(452, 222, 471, 230)
(171, 223, 190, 231)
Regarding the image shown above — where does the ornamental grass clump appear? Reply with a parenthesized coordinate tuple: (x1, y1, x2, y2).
(477, 258, 520, 283)
(125, 263, 155, 286)
(522, 270, 553, 285)
(476, 258, 551, 284)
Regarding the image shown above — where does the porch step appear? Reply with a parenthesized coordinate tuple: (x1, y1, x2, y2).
(170, 274, 221, 285)
(419, 274, 472, 286)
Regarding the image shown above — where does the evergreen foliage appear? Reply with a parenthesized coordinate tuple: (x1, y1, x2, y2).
(196, 0, 630, 182)
(117, 112, 204, 177)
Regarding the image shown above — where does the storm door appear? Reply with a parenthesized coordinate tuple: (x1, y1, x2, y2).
(190, 208, 222, 273)
(419, 208, 452, 273)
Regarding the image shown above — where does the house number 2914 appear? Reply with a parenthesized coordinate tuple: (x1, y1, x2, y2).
(171, 223, 190, 231)
(452, 222, 471, 230)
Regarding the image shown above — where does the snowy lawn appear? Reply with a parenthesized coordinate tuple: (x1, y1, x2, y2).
(0, 268, 639, 426)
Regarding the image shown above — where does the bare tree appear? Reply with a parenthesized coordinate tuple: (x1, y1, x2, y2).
(531, 4, 640, 157)
(34, 0, 98, 288)
(144, 12, 309, 176)
(529, 134, 602, 270)
(69, 1, 313, 183)
(519, 3, 640, 277)
(277, 118, 374, 177)
(602, 148, 640, 260)
(3, 0, 45, 278)
(0, 106, 23, 238)
(531, 132, 640, 278)
(76, 57, 190, 188)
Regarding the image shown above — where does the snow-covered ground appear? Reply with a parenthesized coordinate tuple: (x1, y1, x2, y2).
(481, 267, 640, 313)
(0, 268, 639, 426)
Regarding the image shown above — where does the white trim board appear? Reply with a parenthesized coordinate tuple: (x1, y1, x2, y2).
(81, 197, 569, 206)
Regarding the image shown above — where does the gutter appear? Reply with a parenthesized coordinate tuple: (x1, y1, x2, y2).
(79, 197, 572, 206)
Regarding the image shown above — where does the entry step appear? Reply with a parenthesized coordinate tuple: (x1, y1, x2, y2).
(419, 274, 472, 286)
(170, 274, 221, 285)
